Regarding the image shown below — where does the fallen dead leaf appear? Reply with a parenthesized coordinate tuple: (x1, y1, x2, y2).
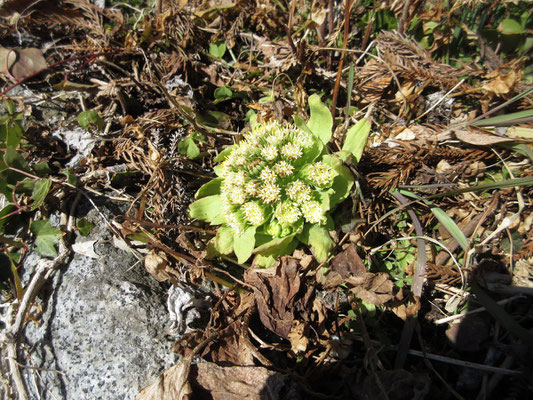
(454, 128, 514, 145)
(245, 257, 314, 338)
(348, 272, 396, 305)
(190, 362, 301, 400)
(0, 47, 47, 80)
(288, 320, 309, 354)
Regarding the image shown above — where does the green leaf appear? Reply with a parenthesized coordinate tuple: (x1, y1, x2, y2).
(214, 145, 236, 162)
(31, 178, 51, 210)
(0, 204, 17, 233)
(234, 225, 256, 264)
(307, 94, 333, 144)
(0, 120, 24, 148)
(63, 169, 78, 187)
(298, 224, 334, 263)
(498, 18, 525, 35)
(322, 154, 354, 208)
(430, 206, 469, 251)
(342, 118, 371, 164)
(214, 86, 233, 100)
(178, 136, 200, 159)
(209, 225, 234, 256)
(253, 233, 297, 256)
(77, 110, 104, 132)
(33, 162, 52, 177)
(3, 146, 30, 173)
(76, 218, 95, 236)
(189, 195, 225, 225)
(209, 42, 227, 59)
(30, 220, 62, 257)
(195, 177, 222, 199)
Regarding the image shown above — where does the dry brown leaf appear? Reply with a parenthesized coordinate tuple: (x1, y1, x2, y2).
(0, 47, 47, 80)
(245, 257, 313, 338)
(288, 320, 309, 354)
(348, 272, 396, 305)
(190, 363, 300, 400)
(389, 297, 421, 321)
(135, 357, 193, 400)
(144, 251, 171, 282)
(330, 244, 367, 279)
(454, 128, 514, 145)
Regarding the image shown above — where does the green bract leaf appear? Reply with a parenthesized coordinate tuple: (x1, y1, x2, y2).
(178, 136, 200, 159)
(234, 225, 256, 263)
(30, 220, 62, 257)
(307, 94, 333, 145)
(189, 195, 225, 225)
(31, 178, 51, 210)
(342, 118, 370, 164)
(214, 145, 236, 162)
(210, 225, 234, 256)
(195, 177, 222, 199)
(298, 224, 334, 263)
(322, 154, 354, 208)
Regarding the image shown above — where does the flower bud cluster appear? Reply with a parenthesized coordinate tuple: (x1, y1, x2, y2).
(220, 121, 335, 235)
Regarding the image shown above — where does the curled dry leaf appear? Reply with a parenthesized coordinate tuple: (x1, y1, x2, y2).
(288, 320, 309, 354)
(245, 257, 313, 338)
(0, 47, 47, 80)
(144, 251, 172, 282)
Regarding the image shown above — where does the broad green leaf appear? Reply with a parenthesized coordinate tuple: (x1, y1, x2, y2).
(33, 162, 52, 177)
(214, 86, 232, 100)
(195, 177, 222, 199)
(498, 18, 525, 35)
(178, 136, 200, 159)
(31, 178, 51, 210)
(253, 233, 297, 256)
(210, 225, 234, 256)
(3, 146, 30, 173)
(307, 94, 333, 144)
(209, 42, 226, 59)
(30, 220, 62, 257)
(234, 225, 256, 264)
(77, 110, 104, 132)
(16, 177, 36, 195)
(76, 218, 95, 236)
(322, 154, 354, 207)
(214, 145, 236, 162)
(0, 120, 24, 148)
(298, 224, 334, 263)
(0, 204, 17, 233)
(189, 195, 225, 225)
(342, 118, 370, 164)
(63, 169, 78, 187)
(254, 239, 299, 267)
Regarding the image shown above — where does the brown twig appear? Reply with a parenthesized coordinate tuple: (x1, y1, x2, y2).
(330, 0, 353, 123)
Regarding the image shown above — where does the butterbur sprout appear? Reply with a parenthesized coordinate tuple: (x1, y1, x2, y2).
(190, 94, 364, 265)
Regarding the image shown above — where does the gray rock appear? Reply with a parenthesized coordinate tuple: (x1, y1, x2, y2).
(21, 201, 177, 399)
